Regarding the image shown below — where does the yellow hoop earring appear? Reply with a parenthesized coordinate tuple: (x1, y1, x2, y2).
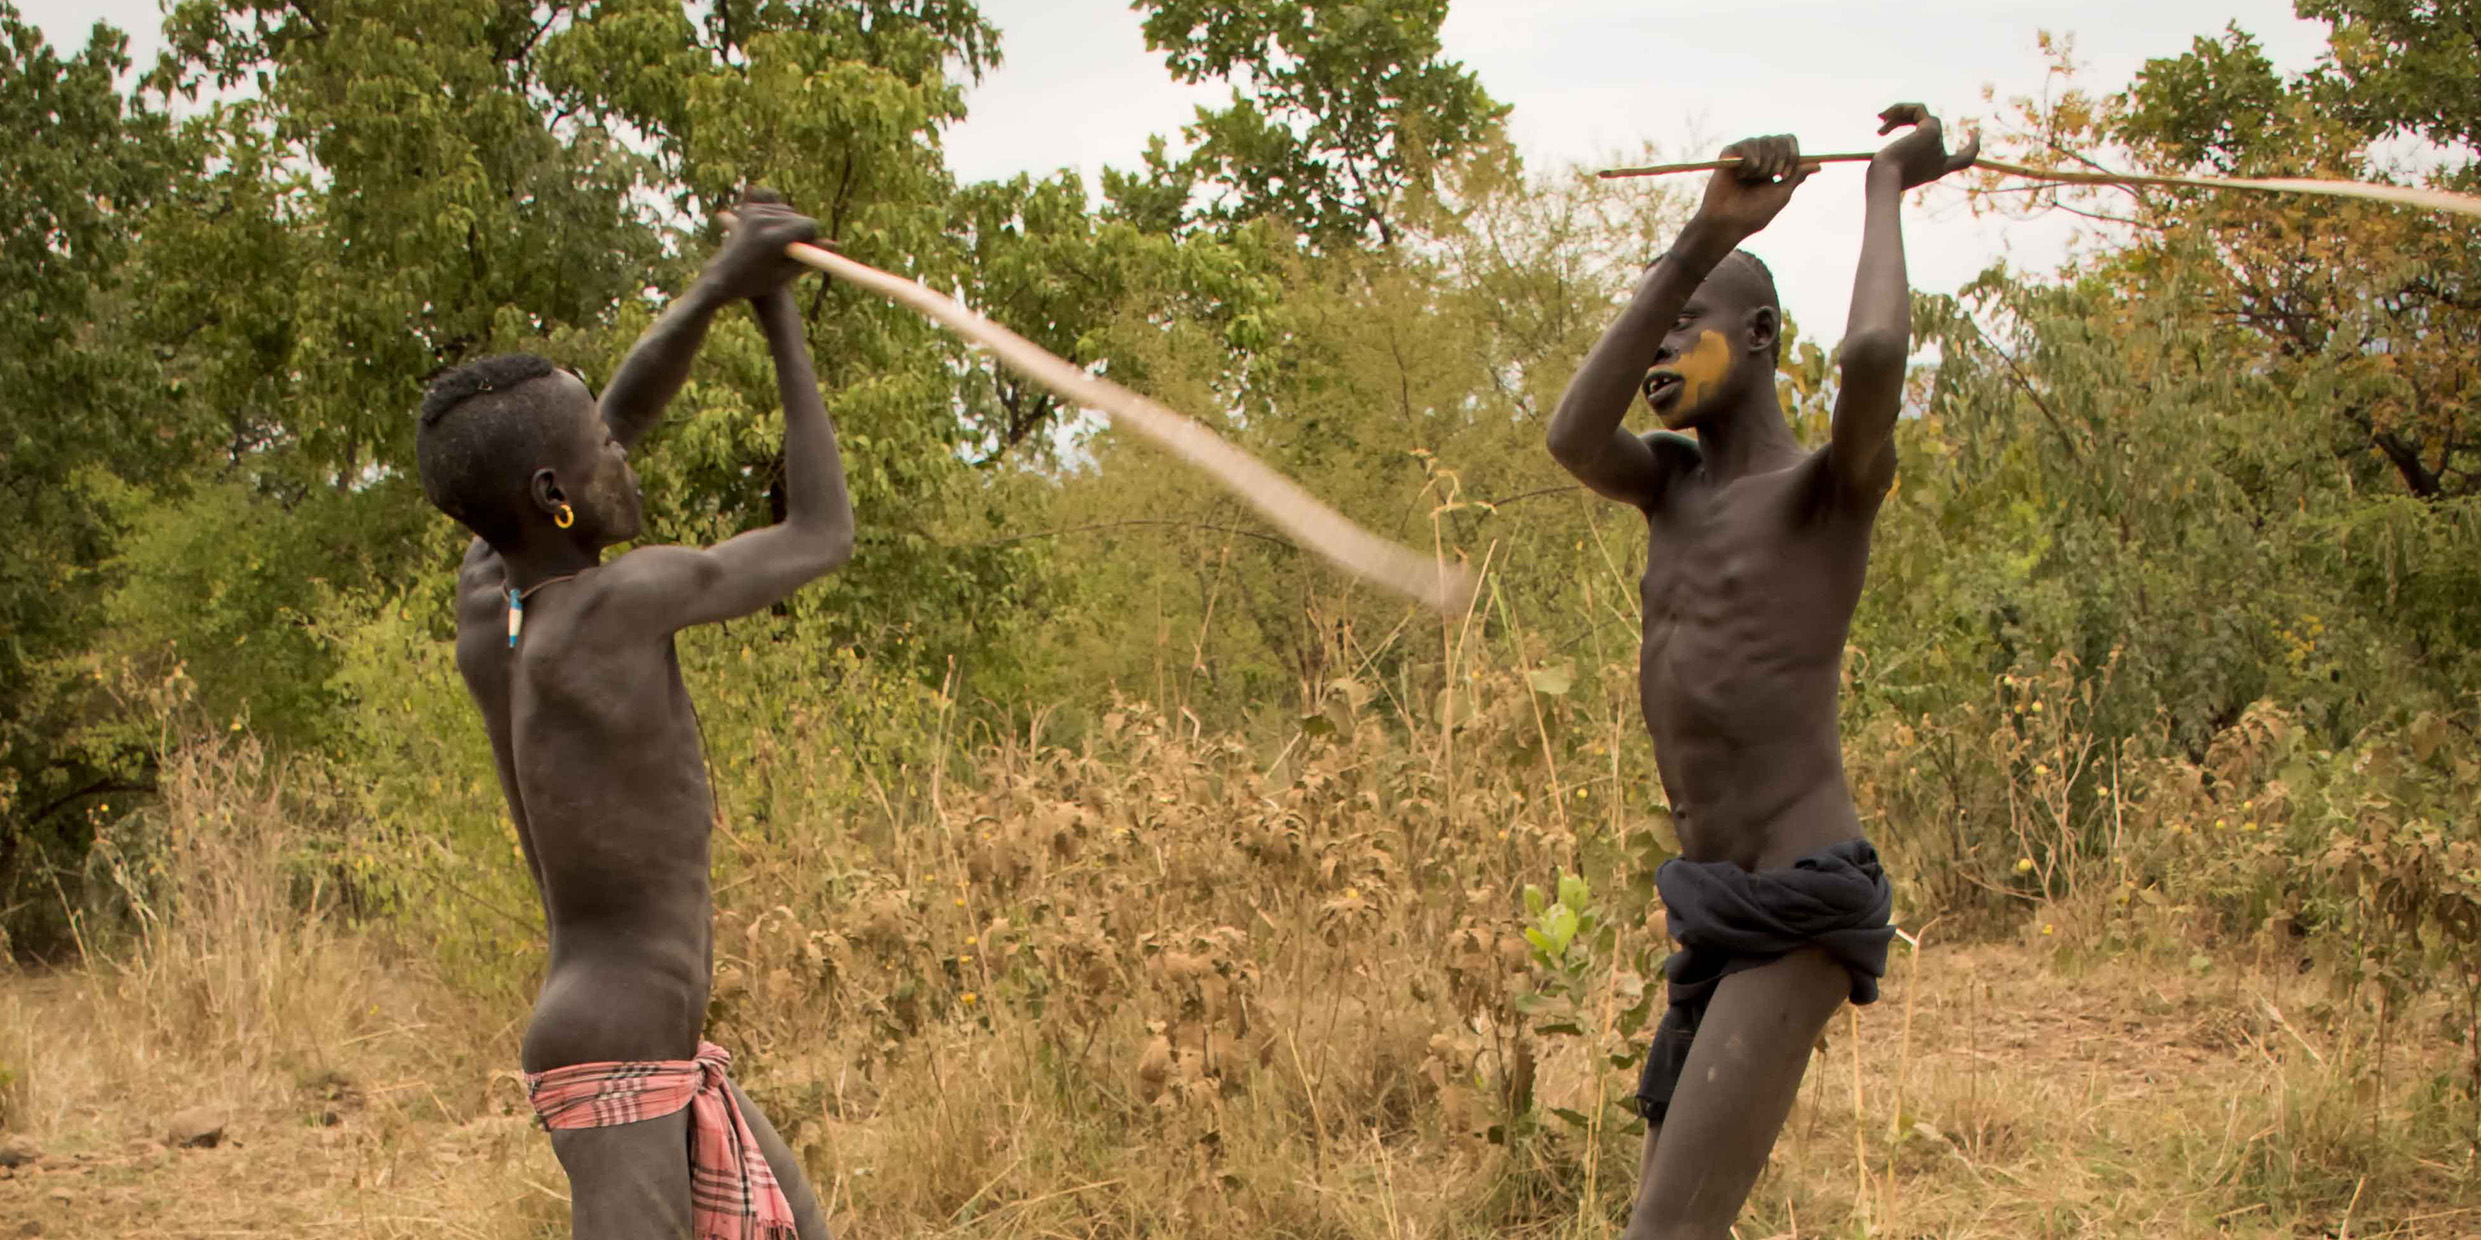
(555, 503, 575, 530)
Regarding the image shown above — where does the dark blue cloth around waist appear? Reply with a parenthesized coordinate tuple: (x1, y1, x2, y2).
(1634, 838, 1896, 1124)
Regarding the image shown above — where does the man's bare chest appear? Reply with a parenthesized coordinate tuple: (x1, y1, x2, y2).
(1636, 470, 1876, 651)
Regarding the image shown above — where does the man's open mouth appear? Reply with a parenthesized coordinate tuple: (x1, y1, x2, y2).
(1644, 372, 1683, 404)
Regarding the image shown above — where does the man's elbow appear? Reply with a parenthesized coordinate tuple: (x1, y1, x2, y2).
(1838, 330, 1909, 380)
(811, 524, 855, 576)
(1545, 417, 1596, 472)
(782, 514, 854, 578)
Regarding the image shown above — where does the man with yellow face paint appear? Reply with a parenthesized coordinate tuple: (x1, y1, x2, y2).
(1547, 104, 1977, 1240)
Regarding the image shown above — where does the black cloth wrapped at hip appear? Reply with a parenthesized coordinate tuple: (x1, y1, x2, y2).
(1634, 838, 1896, 1124)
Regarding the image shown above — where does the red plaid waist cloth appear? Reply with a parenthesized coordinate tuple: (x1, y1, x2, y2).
(525, 1040, 799, 1240)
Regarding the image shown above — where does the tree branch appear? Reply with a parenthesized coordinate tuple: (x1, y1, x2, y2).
(1960, 318, 2085, 462)
(2373, 429, 2443, 497)
(26, 778, 155, 829)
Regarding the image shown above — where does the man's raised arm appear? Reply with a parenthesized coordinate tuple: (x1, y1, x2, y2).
(607, 204, 856, 632)
(1827, 105, 1977, 497)
(599, 189, 805, 449)
(599, 286, 730, 450)
(1548, 241, 1725, 506)
(1549, 137, 1810, 506)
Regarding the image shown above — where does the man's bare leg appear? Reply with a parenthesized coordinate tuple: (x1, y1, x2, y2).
(730, 1079, 833, 1240)
(549, 1112, 693, 1240)
(544, 1084, 828, 1240)
(1621, 947, 1849, 1240)
(1626, 1118, 1664, 1231)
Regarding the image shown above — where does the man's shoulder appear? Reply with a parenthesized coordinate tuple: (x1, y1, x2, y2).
(566, 544, 715, 634)
(1769, 444, 1896, 514)
(457, 538, 503, 583)
(591, 543, 706, 593)
(453, 543, 506, 623)
(1621, 430, 1704, 515)
(1641, 429, 1704, 469)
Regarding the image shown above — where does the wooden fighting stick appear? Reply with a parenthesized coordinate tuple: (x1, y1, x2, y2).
(763, 234, 1477, 615)
(1596, 152, 2481, 218)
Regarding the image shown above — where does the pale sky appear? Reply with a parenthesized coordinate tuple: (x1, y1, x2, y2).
(30, 0, 2330, 338)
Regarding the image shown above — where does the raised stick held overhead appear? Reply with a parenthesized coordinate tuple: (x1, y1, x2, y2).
(772, 236, 1477, 615)
(1597, 151, 2481, 219)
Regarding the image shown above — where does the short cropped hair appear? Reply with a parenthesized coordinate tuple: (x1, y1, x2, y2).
(1648, 248, 1783, 362)
(416, 354, 565, 547)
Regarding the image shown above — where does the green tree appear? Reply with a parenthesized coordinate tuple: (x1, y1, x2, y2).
(2110, 17, 2481, 693)
(131, 0, 1032, 683)
(2110, 21, 2481, 502)
(0, 0, 1046, 948)
(946, 169, 1287, 463)
(2297, 0, 2481, 150)
(1136, 0, 1507, 248)
(0, 7, 190, 940)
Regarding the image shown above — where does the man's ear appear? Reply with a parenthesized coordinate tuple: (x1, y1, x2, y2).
(1745, 306, 1780, 360)
(529, 468, 565, 518)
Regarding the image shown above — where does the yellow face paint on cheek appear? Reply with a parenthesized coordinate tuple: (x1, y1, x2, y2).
(1676, 330, 1731, 406)
(1669, 330, 1732, 421)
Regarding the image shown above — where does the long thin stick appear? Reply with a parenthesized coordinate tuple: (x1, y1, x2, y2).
(1973, 156, 2481, 218)
(1848, 1005, 1868, 1219)
(1596, 153, 2481, 218)
(777, 239, 1477, 614)
(1597, 151, 1879, 178)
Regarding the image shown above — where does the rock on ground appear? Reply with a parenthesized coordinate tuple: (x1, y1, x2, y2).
(164, 1108, 226, 1149)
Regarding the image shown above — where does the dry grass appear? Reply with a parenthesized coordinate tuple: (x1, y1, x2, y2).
(8, 923, 2474, 1238)
(2, 705, 2475, 1238)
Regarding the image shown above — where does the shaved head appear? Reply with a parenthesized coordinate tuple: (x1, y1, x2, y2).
(1648, 249, 1783, 360)
(417, 354, 600, 547)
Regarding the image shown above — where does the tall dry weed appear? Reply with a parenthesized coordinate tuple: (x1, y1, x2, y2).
(3, 721, 492, 1152)
(6, 622, 2476, 1235)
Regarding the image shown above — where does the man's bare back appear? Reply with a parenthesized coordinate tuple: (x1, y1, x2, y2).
(453, 528, 718, 1070)
(416, 196, 848, 1239)
(1548, 108, 1977, 1240)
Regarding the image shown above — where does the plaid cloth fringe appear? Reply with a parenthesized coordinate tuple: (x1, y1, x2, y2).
(526, 1041, 798, 1240)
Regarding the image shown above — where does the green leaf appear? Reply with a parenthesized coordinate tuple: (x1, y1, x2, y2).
(1557, 874, 1590, 913)
(1542, 905, 1580, 955)
(1526, 661, 1575, 697)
